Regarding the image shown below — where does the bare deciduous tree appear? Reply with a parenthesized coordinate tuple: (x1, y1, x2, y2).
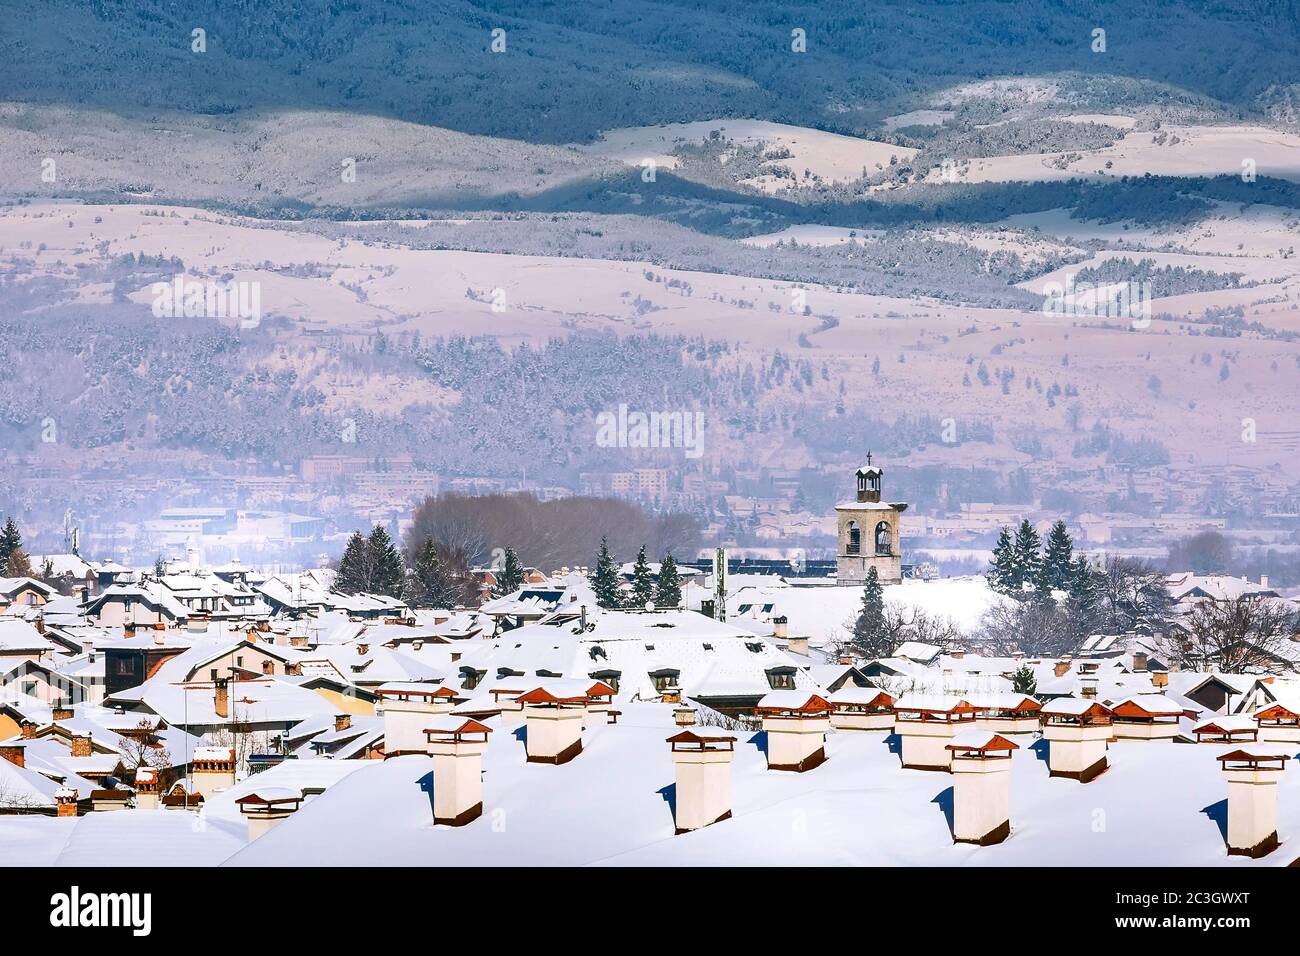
(1159, 595, 1298, 674)
(117, 718, 173, 782)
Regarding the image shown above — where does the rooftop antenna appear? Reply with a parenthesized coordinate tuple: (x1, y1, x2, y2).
(714, 547, 727, 623)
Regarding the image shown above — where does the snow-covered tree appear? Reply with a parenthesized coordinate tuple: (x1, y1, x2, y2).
(491, 547, 525, 597)
(334, 532, 372, 595)
(589, 537, 621, 609)
(1009, 519, 1043, 595)
(627, 545, 655, 609)
(987, 526, 1017, 595)
(654, 552, 682, 608)
(1038, 520, 1075, 593)
(368, 525, 405, 599)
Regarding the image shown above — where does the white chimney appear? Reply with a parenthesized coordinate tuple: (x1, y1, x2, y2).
(673, 707, 697, 727)
(1260, 575, 1269, 589)
(519, 682, 598, 765)
(828, 688, 895, 731)
(190, 746, 236, 797)
(893, 694, 976, 771)
(947, 730, 1018, 845)
(1041, 698, 1113, 782)
(236, 788, 303, 842)
(667, 729, 736, 833)
(133, 768, 160, 810)
(1219, 746, 1290, 858)
(754, 692, 831, 772)
(425, 717, 492, 826)
(377, 685, 456, 756)
(1255, 703, 1300, 745)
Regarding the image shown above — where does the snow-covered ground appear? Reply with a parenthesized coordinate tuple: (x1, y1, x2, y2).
(184, 702, 1298, 867)
(575, 120, 916, 192)
(728, 575, 1006, 646)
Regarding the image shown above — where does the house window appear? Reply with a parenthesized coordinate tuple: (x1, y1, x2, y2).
(847, 521, 861, 555)
(210, 669, 218, 680)
(766, 667, 797, 690)
(649, 669, 680, 692)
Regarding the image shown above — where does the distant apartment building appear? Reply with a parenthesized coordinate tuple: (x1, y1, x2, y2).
(580, 469, 670, 501)
(300, 455, 417, 483)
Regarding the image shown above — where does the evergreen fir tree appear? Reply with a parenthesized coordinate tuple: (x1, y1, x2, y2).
(588, 537, 621, 609)
(335, 532, 371, 595)
(4, 548, 33, 579)
(627, 545, 655, 609)
(1009, 519, 1043, 595)
(848, 566, 887, 657)
(654, 553, 682, 608)
(1039, 520, 1075, 593)
(1065, 556, 1100, 644)
(406, 538, 464, 608)
(987, 526, 1017, 595)
(368, 525, 406, 598)
(491, 547, 525, 597)
(0, 517, 21, 570)
(1011, 663, 1038, 695)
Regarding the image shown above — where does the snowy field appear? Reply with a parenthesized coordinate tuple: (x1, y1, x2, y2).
(575, 119, 917, 192)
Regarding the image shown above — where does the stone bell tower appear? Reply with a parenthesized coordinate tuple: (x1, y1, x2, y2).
(836, 452, 908, 585)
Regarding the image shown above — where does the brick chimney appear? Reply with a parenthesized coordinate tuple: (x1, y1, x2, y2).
(33, 616, 44, 635)
(55, 787, 79, 817)
(214, 678, 229, 719)
(334, 713, 352, 733)
(0, 744, 25, 768)
(1054, 660, 1071, 678)
(71, 734, 92, 758)
(1132, 652, 1148, 673)
(673, 707, 697, 727)
(19, 720, 36, 739)
(1151, 671, 1169, 689)
(52, 702, 74, 722)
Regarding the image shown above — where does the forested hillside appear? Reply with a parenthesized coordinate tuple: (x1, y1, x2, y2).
(3, 0, 1300, 142)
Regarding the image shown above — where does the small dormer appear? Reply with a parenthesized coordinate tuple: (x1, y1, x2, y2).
(856, 452, 882, 503)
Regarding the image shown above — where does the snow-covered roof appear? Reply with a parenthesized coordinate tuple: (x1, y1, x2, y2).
(1113, 694, 1184, 717)
(193, 746, 234, 761)
(948, 729, 1018, 752)
(1041, 697, 1112, 717)
(207, 701, 1300, 867)
(894, 693, 970, 713)
(827, 687, 893, 706)
(1192, 715, 1258, 734)
(755, 690, 829, 712)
